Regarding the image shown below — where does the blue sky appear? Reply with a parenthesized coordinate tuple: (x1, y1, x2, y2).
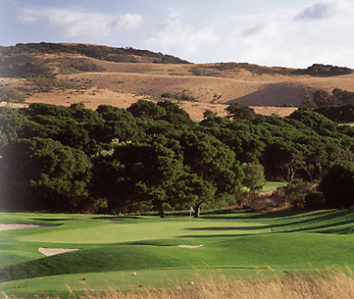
(1, 0, 354, 68)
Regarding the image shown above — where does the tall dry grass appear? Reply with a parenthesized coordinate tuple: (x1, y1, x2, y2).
(80, 270, 354, 299)
(3, 269, 349, 299)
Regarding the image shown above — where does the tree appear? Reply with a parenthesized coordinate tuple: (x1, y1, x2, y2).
(91, 135, 184, 217)
(181, 132, 244, 217)
(0, 87, 26, 107)
(0, 106, 46, 144)
(226, 102, 255, 121)
(241, 163, 265, 191)
(127, 100, 166, 119)
(319, 160, 354, 207)
(333, 88, 354, 104)
(301, 92, 317, 108)
(26, 103, 72, 118)
(156, 100, 195, 127)
(0, 138, 92, 212)
(288, 109, 337, 133)
(312, 90, 338, 107)
(264, 142, 304, 183)
(203, 109, 217, 119)
(96, 105, 139, 143)
(177, 173, 217, 216)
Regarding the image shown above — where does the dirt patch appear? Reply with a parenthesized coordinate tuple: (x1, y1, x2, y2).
(254, 193, 293, 212)
(38, 247, 80, 256)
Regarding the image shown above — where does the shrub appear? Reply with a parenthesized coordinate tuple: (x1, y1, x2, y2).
(273, 180, 319, 209)
(319, 160, 354, 208)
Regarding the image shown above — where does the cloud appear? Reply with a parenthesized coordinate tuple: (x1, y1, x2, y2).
(241, 23, 266, 37)
(145, 18, 218, 57)
(18, 8, 143, 38)
(108, 14, 143, 32)
(295, 1, 335, 21)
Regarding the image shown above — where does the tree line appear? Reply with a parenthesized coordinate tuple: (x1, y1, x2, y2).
(1, 100, 354, 216)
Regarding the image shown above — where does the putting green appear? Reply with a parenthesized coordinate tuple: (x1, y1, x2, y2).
(17, 219, 270, 244)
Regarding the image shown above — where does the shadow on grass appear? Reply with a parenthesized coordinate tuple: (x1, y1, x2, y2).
(32, 218, 71, 222)
(178, 234, 254, 238)
(186, 226, 267, 231)
(203, 210, 350, 221)
(92, 216, 142, 220)
(197, 210, 354, 235)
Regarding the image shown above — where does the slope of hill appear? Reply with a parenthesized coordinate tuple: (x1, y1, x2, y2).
(0, 42, 190, 65)
(1, 43, 354, 119)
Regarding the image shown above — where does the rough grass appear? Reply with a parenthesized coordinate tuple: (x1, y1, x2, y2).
(70, 269, 354, 299)
(2, 269, 354, 299)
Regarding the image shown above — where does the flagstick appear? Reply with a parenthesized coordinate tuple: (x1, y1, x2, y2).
(190, 207, 194, 222)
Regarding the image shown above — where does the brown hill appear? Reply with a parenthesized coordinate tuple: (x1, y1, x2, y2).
(1, 43, 354, 119)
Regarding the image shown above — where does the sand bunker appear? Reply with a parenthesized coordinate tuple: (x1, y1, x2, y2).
(170, 245, 204, 248)
(38, 247, 80, 256)
(0, 224, 58, 231)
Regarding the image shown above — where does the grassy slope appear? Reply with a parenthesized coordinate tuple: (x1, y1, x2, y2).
(1, 210, 354, 296)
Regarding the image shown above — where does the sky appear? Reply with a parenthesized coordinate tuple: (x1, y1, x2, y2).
(1, 0, 354, 68)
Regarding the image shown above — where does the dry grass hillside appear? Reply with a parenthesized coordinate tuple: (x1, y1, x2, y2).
(2, 44, 354, 119)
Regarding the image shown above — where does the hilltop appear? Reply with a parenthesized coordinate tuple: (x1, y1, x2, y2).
(1, 42, 354, 119)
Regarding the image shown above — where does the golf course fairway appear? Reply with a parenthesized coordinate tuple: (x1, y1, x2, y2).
(1, 209, 354, 298)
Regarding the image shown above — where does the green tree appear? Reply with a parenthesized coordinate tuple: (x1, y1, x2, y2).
(0, 107, 43, 143)
(241, 163, 265, 191)
(264, 142, 304, 183)
(177, 173, 217, 215)
(96, 105, 139, 143)
(203, 109, 217, 119)
(312, 90, 338, 107)
(226, 102, 255, 121)
(91, 135, 184, 217)
(288, 109, 337, 133)
(0, 138, 92, 212)
(301, 92, 317, 108)
(181, 132, 244, 217)
(127, 100, 166, 118)
(319, 160, 354, 207)
(156, 100, 194, 128)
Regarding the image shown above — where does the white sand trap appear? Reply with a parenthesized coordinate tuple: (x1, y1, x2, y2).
(170, 245, 204, 248)
(0, 224, 57, 231)
(38, 247, 80, 256)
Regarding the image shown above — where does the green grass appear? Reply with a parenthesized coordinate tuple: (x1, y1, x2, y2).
(261, 181, 288, 192)
(2, 209, 354, 298)
(339, 122, 354, 126)
(16, 218, 269, 244)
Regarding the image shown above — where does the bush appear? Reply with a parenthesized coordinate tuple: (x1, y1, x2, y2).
(273, 180, 319, 209)
(319, 160, 354, 208)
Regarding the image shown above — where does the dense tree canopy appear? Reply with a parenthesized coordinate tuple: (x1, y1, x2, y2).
(1, 99, 354, 215)
(0, 137, 92, 212)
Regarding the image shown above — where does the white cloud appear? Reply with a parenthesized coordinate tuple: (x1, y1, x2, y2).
(221, 0, 354, 67)
(18, 8, 143, 38)
(108, 14, 143, 32)
(145, 18, 219, 57)
(11, 0, 354, 68)
(295, 1, 333, 20)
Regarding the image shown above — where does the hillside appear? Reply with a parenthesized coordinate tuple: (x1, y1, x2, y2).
(1, 43, 354, 119)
